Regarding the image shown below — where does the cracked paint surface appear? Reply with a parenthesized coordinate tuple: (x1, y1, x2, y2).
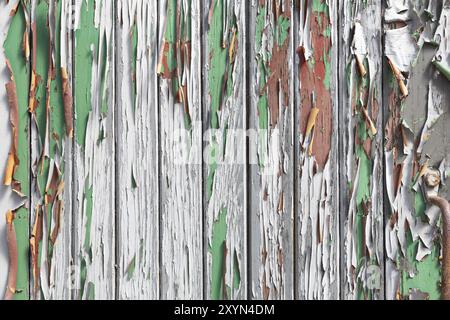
(204, 0, 246, 300)
(158, 0, 203, 300)
(340, 1, 384, 300)
(28, 0, 72, 300)
(73, 0, 115, 300)
(2, 0, 30, 300)
(250, 0, 294, 300)
(295, 0, 339, 300)
(116, 0, 159, 300)
(0, 0, 449, 301)
(384, 0, 450, 300)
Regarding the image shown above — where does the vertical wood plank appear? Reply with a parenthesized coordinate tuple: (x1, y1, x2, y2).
(339, 1, 385, 300)
(49, 0, 74, 299)
(28, 0, 73, 299)
(203, 0, 247, 300)
(249, 0, 294, 300)
(158, 0, 203, 299)
(116, 0, 159, 299)
(294, 0, 339, 299)
(0, 0, 31, 300)
(73, 0, 115, 300)
(383, 1, 450, 300)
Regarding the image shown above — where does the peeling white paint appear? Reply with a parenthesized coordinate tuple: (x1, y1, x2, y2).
(341, 0, 385, 300)
(73, 0, 115, 300)
(204, 0, 247, 300)
(116, 0, 159, 300)
(249, 0, 294, 300)
(295, 0, 339, 300)
(159, 0, 203, 300)
(385, 26, 420, 74)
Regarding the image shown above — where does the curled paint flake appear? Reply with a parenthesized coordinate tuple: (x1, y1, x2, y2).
(385, 25, 419, 76)
(4, 210, 18, 300)
(30, 205, 42, 296)
(61, 67, 74, 137)
(157, 0, 192, 121)
(387, 57, 408, 97)
(3, 60, 20, 193)
(352, 22, 368, 77)
(385, 0, 413, 23)
(303, 105, 320, 156)
(427, 195, 450, 300)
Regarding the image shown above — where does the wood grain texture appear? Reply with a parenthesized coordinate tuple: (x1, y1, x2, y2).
(116, 0, 159, 300)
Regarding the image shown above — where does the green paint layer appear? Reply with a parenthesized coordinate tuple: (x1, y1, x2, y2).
(4, 4, 30, 300)
(75, 0, 99, 146)
(210, 209, 227, 300)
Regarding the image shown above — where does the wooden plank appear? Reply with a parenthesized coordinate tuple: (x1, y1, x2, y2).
(73, 0, 116, 300)
(27, 0, 73, 299)
(58, 0, 75, 300)
(158, 0, 203, 299)
(116, 0, 159, 299)
(249, 0, 294, 300)
(294, 0, 339, 299)
(339, 1, 385, 300)
(0, 0, 31, 300)
(202, 0, 247, 300)
(383, 1, 450, 300)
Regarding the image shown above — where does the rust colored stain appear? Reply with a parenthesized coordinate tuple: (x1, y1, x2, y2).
(28, 22, 38, 113)
(158, 39, 192, 117)
(298, 8, 332, 169)
(158, 41, 175, 79)
(4, 60, 20, 192)
(30, 206, 42, 295)
(4, 210, 18, 300)
(264, 4, 291, 128)
(385, 90, 401, 152)
(61, 67, 73, 137)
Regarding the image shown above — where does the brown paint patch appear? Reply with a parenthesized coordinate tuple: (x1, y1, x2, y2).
(28, 22, 38, 113)
(299, 6, 332, 169)
(262, 3, 291, 128)
(30, 206, 43, 295)
(61, 67, 73, 137)
(4, 60, 20, 194)
(157, 4, 192, 119)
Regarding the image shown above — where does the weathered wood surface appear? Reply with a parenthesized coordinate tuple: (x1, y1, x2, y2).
(116, 0, 159, 300)
(383, 0, 450, 301)
(339, 1, 385, 300)
(249, 0, 294, 300)
(294, 0, 340, 300)
(0, 0, 449, 300)
(203, 0, 247, 300)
